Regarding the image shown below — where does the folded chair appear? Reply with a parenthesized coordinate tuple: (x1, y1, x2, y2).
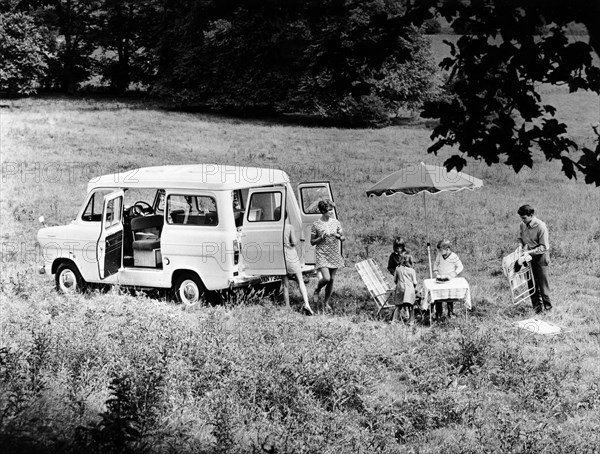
(355, 258, 395, 317)
(502, 248, 535, 305)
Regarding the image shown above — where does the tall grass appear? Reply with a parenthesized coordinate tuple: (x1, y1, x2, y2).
(1, 64, 599, 451)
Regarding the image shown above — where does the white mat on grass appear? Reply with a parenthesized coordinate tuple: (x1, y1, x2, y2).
(514, 318, 563, 335)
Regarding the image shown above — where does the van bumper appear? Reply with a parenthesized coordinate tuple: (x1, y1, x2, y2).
(228, 275, 281, 288)
(228, 265, 317, 288)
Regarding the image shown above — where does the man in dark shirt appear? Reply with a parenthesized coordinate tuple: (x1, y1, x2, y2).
(517, 205, 552, 314)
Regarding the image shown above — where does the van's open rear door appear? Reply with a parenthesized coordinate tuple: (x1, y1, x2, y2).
(97, 190, 124, 279)
(241, 186, 287, 275)
(296, 182, 338, 265)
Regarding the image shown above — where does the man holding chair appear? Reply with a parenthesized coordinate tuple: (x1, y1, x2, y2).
(517, 204, 552, 314)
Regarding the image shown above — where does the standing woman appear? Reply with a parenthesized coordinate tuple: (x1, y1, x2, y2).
(310, 200, 345, 312)
(282, 211, 314, 315)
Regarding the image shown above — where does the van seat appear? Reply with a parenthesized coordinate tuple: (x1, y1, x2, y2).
(131, 215, 163, 235)
(131, 215, 163, 252)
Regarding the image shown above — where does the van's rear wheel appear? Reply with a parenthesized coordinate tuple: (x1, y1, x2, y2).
(55, 262, 86, 293)
(174, 273, 206, 306)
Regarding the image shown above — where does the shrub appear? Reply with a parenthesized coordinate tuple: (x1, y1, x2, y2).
(0, 11, 56, 95)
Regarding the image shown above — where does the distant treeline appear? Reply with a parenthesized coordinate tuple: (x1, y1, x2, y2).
(0, 0, 444, 125)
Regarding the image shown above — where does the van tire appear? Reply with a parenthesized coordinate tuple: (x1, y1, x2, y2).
(55, 262, 86, 294)
(174, 273, 207, 306)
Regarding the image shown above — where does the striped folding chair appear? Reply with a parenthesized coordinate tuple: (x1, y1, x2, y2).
(502, 248, 535, 305)
(355, 258, 396, 317)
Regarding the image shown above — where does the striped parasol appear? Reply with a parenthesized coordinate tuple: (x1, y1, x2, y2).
(366, 162, 483, 278)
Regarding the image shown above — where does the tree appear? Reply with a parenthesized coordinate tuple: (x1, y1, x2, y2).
(404, 0, 600, 185)
(95, 0, 162, 94)
(52, 0, 102, 93)
(0, 10, 55, 95)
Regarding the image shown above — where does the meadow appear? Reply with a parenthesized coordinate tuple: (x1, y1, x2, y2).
(1, 37, 600, 453)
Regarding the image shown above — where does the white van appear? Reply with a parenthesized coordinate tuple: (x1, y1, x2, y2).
(37, 164, 338, 305)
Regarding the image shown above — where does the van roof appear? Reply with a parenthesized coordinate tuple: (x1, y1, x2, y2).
(88, 164, 291, 192)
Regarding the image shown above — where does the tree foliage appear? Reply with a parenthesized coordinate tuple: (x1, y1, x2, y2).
(154, 0, 439, 125)
(406, 0, 600, 185)
(0, 10, 55, 95)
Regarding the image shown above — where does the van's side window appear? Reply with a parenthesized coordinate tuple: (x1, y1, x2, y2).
(300, 186, 330, 214)
(247, 192, 282, 222)
(104, 196, 123, 229)
(167, 195, 219, 226)
(82, 189, 113, 222)
(155, 190, 166, 213)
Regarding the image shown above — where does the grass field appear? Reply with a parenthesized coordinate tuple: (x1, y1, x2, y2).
(1, 37, 600, 453)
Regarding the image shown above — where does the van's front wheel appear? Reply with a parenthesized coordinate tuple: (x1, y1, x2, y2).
(55, 262, 86, 294)
(174, 273, 206, 306)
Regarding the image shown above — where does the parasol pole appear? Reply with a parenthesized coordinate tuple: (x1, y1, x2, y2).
(424, 191, 433, 279)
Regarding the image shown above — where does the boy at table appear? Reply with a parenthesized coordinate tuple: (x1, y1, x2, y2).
(433, 239, 464, 319)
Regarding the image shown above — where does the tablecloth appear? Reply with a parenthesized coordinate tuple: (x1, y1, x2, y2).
(421, 277, 472, 310)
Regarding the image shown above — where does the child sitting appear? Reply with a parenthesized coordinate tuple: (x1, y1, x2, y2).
(393, 252, 418, 325)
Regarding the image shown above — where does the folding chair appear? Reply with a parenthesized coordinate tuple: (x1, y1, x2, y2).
(502, 248, 535, 305)
(355, 258, 395, 317)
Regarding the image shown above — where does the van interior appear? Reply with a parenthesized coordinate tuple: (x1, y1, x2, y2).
(91, 188, 251, 269)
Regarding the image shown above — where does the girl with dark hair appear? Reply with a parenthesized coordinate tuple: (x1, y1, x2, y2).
(387, 237, 407, 275)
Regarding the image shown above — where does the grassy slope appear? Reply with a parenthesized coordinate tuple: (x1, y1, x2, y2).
(1, 42, 599, 453)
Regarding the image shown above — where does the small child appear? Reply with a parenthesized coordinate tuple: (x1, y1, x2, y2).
(433, 239, 464, 319)
(393, 252, 418, 325)
(387, 237, 406, 275)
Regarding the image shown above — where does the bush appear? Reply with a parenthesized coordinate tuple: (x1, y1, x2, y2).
(0, 11, 56, 95)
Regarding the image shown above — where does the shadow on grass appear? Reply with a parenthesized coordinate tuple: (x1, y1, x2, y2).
(3, 92, 437, 130)
(170, 104, 437, 129)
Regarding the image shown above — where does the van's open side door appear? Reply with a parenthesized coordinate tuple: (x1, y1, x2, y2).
(296, 182, 338, 265)
(97, 190, 124, 279)
(241, 186, 287, 275)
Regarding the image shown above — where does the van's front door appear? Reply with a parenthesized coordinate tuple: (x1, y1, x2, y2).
(296, 182, 337, 265)
(97, 190, 124, 279)
(241, 187, 287, 275)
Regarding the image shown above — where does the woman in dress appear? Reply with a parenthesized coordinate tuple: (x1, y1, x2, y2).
(282, 212, 314, 315)
(310, 200, 345, 312)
